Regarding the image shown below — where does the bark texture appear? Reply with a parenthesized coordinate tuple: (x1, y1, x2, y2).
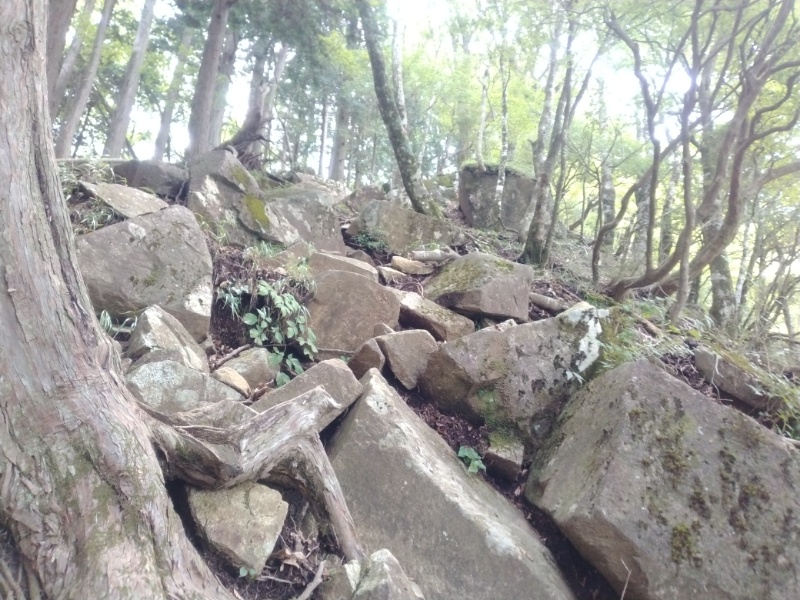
(153, 26, 195, 161)
(46, 0, 79, 101)
(1, 4, 361, 597)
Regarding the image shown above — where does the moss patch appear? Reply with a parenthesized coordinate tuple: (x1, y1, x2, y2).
(243, 194, 271, 230)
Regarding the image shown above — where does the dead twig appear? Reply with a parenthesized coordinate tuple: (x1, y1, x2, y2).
(619, 559, 631, 600)
(293, 560, 326, 600)
(213, 344, 251, 369)
(529, 292, 568, 314)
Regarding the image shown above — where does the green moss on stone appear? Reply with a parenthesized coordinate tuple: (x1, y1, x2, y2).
(244, 194, 271, 230)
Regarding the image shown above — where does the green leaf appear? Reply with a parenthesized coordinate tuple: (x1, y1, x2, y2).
(242, 313, 258, 325)
(276, 372, 290, 387)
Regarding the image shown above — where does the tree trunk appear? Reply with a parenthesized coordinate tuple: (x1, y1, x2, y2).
(186, 0, 238, 159)
(54, 0, 116, 158)
(153, 26, 195, 161)
(475, 67, 489, 173)
(355, 0, 441, 217)
(103, 0, 157, 157)
(47, 0, 80, 102)
(493, 56, 510, 214)
(208, 28, 240, 148)
(50, 0, 96, 118)
(329, 96, 349, 181)
(318, 95, 329, 176)
(600, 162, 617, 250)
(391, 19, 408, 132)
(1, 4, 362, 597)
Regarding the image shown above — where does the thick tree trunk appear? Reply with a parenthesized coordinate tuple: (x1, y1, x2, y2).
(47, 0, 79, 101)
(153, 27, 195, 161)
(54, 0, 116, 158)
(355, 0, 441, 217)
(1, 4, 362, 597)
(50, 0, 95, 117)
(103, 0, 157, 157)
(186, 0, 238, 159)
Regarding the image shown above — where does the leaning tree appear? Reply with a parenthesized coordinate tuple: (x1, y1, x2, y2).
(0, 2, 361, 597)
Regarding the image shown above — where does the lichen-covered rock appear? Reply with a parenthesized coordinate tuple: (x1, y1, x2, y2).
(353, 550, 425, 600)
(189, 482, 287, 573)
(694, 345, 787, 411)
(391, 289, 474, 342)
(76, 205, 213, 341)
(328, 370, 575, 600)
(211, 366, 251, 397)
(125, 305, 208, 373)
(484, 436, 524, 482)
(424, 252, 534, 322)
(346, 200, 465, 254)
(526, 360, 800, 600)
(418, 302, 607, 447)
(307, 271, 400, 357)
(126, 360, 242, 413)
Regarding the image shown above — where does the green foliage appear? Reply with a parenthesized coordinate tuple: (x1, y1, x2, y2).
(457, 446, 487, 474)
(238, 566, 258, 579)
(351, 230, 389, 254)
(219, 277, 317, 385)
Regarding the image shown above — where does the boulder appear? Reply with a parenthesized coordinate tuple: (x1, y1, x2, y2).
(424, 252, 534, 322)
(211, 366, 251, 397)
(328, 370, 576, 600)
(186, 150, 264, 247)
(484, 436, 525, 482)
(188, 482, 288, 573)
(253, 187, 347, 254)
(250, 359, 362, 420)
(694, 345, 785, 411)
(124, 305, 208, 373)
(376, 330, 438, 390)
(418, 302, 607, 448)
(377, 266, 406, 284)
(224, 347, 280, 389)
(309, 251, 379, 281)
(390, 256, 434, 275)
(354, 550, 425, 600)
(346, 200, 465, 254)
(79, 181, 168, 218)
(306, 271, 400, 357)
(126, 360, 242, 413)
(458, 164, 534, 232)
(76, 205, 213, 341)
(112, 159, 187, 198)
(349, 338, 386, 380)
(391, 289, 474, 342)
(347, 248, 375, 265)
(526, 360, 800, 600)
(342, 186, 388, 216)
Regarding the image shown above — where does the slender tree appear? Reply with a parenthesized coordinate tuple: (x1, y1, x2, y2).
(186, 0, 239, 159)
(355, 0, 441, 217)
(103, 0, 158, 157)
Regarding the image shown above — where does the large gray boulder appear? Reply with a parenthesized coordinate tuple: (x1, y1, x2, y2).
(309, 251, 379, 281)
(424, 252, 534, 322)
(126, 360, 242, 413)
(224, 347, 280, 389)
(346, 200, 465, 254)
(307, 271, 400, 357)
(124, 305, 208, 373)
(376, 330, 439, 390)
(419, 302, 606, 447)
(76, 205, 213, 341)
(458, 164, 535, 232)
(328, 370, 576, 600)
(526, 359, 800, 600)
